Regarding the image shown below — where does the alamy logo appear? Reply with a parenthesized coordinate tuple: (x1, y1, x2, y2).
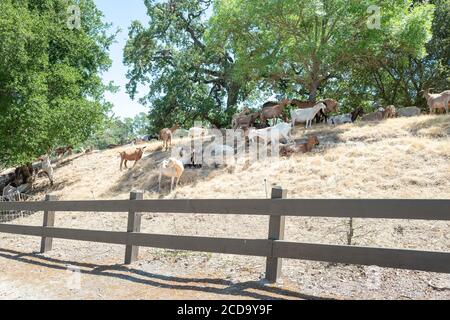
(67, 5, 81, 30)
(367, 5, 381, 30)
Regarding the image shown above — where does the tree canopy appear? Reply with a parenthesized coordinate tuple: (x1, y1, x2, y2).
(124, 0, 254, 132)
(125, 0, 443, 130)
(0, 0, 115, 167)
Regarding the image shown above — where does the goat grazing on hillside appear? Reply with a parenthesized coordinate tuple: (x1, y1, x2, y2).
(422, 89, 450, 114)
(248, 122, 294, 146)
(12, 163, 35, 187)
(280, 136, 320, 157)
(328, 107, 364, 125)
(38, 155, 54, 186)
(361, 105, 396, 122)
(290, 98, 339, 123)
(232, 107, 251, 129)
(260, 99, 291, 125)
(233, 111, 261, 130)
(160, 123, 180, 151)
(158, 158, 184, 193)
(291, 103, 327, 129)
(119, 147, 146, 171)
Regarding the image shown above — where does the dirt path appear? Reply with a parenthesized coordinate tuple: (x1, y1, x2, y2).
(0, 247, 312, 300)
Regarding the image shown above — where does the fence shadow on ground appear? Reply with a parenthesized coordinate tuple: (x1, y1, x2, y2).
(0, 248, 334, 300)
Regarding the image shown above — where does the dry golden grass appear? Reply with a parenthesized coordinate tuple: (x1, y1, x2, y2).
(28, 114, 449, 201)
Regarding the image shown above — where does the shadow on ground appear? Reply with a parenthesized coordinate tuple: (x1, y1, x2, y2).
(0, 248, 335, 300)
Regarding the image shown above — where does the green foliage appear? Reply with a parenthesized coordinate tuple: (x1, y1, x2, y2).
(210, 0, 435, 104)
(0, 0, 115, 167)
(84, 112, 151, 150)
(125, 0, 439, 127)
(124, 0, 253, 132)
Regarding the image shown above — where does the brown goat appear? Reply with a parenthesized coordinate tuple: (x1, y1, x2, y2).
(159, 123, 180, 151)
(233, 111, 261, 130)
(232, 107, 251, 128)
(280, 136, 320, 157)
(260, 99, 291, 125)
(119, 147, 147, 171)
(362, 105, 396, 122)
(13, 163, 35, 187)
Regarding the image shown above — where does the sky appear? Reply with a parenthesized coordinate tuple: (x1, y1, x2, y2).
(95, 0, 150, 119)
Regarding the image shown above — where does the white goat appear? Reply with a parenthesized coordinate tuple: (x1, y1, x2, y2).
(38, 155, 54, 186)
(422, 89, 450, 114)
(158, 158, 184, 193)
(248, 122, 294, 146)
(291, 103, 327, 129)
(327, 114, 352, 125)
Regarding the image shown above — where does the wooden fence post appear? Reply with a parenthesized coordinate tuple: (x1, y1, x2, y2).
(40, 194, 57, 253)
(124, 191, 143, 264)
(265, 187, 287, 283)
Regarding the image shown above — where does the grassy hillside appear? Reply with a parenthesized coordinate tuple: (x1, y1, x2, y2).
(29, 114, 450, 201)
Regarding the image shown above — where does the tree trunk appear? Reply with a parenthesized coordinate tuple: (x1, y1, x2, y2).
(309, 58, 321, 102)
(309, 81, 319, 102)
(226, 82, 240, 111)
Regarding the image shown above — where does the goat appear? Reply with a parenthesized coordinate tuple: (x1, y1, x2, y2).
(422, 89, 450, 114)
(38, 155, 54, 186)
(328, 114, 352, 125)
(291, 98, 339, 123)
(158, 158, 184, 193)
(260, 99, 291, 125)
(328, 107, 364, 125)
(12, 163, 35, 187)
(159, 123, 180, 151)
(351, 106, 364, 122)
(232, 107, 251, 128)
(291, 103, 327, 129)
(396, 106, 421, 117)
(233, 111, 261, 130)
(383, 105, 397, 119)
(280, 136, 320, 157)
(119, 147, 146, 171)
(248, 122, 294, 146)
(361, 106, 396, 122)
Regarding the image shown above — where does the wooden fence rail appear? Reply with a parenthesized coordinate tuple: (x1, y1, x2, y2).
(0, 187, 449, 282)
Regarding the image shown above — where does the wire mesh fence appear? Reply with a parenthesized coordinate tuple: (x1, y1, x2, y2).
(0, 187, 36, 223)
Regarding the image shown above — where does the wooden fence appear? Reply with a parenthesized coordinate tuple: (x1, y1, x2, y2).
(0, 187, 449, 283)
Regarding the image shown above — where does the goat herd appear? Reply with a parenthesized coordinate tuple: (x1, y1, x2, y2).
(152, 89, 449, 192)
(1, 89, 448, 198)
